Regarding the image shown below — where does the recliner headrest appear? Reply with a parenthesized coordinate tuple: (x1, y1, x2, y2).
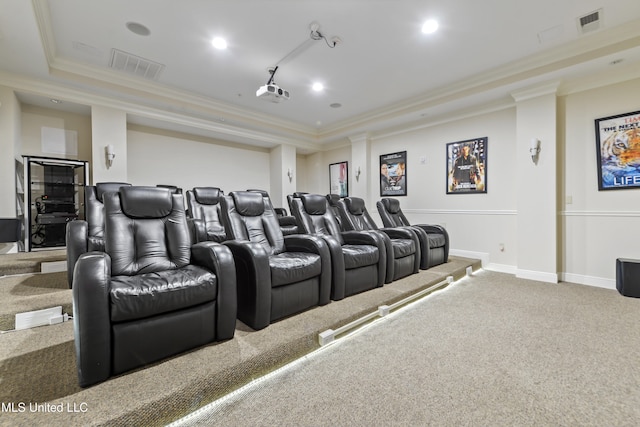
(246, 189, 269, 197)
(301, 194, 327, 215)
(292, 191, 309, 198)
(326, 194, 341, 206)
(193, 187, 222, 205)
(232, 191, 265, 216)
(120, 186, 173, 218)
(382, 198, 401, 214)
(96, 182, 131, 202)
(345, 197, 365, 215)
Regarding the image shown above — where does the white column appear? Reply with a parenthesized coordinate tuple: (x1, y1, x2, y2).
(91, 106, 127, 184)
(512, 82, 559, 283)
(270, 144, 296, 210)
(349, 133, 370, 201)
(0, 86, 20, 253)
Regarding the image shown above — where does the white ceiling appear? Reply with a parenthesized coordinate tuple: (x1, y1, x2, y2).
(2, 0, 640, 152)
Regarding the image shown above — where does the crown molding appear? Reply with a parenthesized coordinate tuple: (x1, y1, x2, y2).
(318, 19, 640, 140)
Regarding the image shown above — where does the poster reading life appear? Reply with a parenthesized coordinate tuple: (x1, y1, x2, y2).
(446, 137, 487, 194)
(595, 110, 640, 190)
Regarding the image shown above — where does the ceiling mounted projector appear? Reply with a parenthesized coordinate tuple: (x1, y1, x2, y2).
(256, 83, 290, 102)
(256, 22, 339, 104)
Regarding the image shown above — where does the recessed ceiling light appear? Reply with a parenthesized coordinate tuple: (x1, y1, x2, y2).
(211, 37, 228, 50)
(330, 103, 342, 108)
(312, 82, 324, 92)
(50, 99, 62, 104)
(422, 19, 439, 34)
(126, 22, 151, 36)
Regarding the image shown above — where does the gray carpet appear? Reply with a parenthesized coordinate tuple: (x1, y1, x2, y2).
(171, 270, 640, 427)
(0, 256, 476, 427)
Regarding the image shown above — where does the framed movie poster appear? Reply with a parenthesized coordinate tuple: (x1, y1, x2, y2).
(595, 110, 640, 190)
(446, 137, 487, 194)
(380, 151, 407, 196)
(329, 161, 349, 197)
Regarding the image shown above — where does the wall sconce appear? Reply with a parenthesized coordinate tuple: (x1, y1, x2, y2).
(105, 144, 116, 168)
(529, 138, 540, 164)
(287, 168, 293, 182)
(355, 167, 361, 182)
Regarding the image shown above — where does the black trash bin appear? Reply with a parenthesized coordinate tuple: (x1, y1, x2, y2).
(616, 258, 640, 298)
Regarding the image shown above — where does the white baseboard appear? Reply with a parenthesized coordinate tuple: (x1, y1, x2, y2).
(485, 263, 517, 275)
(449, 249, 489, 267)
(560, 273, 616, 290)
(516, 269, 559, 284)
(451, 249, 615, 289)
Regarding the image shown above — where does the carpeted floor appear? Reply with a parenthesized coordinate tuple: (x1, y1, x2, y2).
(0, 255, 477, 427)
(171, 269, 640, 427)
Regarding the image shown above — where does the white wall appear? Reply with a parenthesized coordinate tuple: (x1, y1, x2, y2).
(561, 77, 640, 287)
(20, 105, 92, 162)
(298, 146, 351, 196)
(126, 128, 270, 194)
(368, 108, 518, 268)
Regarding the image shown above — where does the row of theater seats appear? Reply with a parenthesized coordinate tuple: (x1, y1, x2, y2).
(66, 184, 448, 387)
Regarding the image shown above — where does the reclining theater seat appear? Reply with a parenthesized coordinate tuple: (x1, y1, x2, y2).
(72, 186, 237, 387)
(337, 197, 420, 283)
(66, 182, 131, 288)
(290, 194, 386, 300)
(377, 198, 449, 269)
(248, 189, 299, 235)
(221, 191, 331, 330)
(186, 187, 227, 243)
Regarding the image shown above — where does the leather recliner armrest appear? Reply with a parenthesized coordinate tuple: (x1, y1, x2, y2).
(341, 231, 387, 288)
(66, 220, 89, 289)
(283, 234, 332, 305)
(314, 234, 347, 301)
(191, 241, 237, 340)
(188, 217, 206, 243)
(379, 227, 421, 274)
(72, 251, 112, 387)
(223, 240, 272, 330)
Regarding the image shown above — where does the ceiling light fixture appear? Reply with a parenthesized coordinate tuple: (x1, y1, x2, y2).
(126, 22, 151, 36)
(211, 37, 227, 50)
(256, 21, 340, 103)
(312, 82, 324, 92)
(422, 19, 439, 34)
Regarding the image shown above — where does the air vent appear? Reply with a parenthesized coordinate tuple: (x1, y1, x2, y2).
(109, 49, 164, 80)
(577, 9, 603, 34)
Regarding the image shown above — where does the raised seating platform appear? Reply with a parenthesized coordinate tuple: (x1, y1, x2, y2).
(0, 251, 479, 426)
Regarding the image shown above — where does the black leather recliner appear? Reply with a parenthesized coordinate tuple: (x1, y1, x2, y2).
(220, 191, 331, 330)
(72, 186, 237, 387)
(337, 197, 420, 283)
(186, 187, 226, 243)
(377, 198, 449, 269)
(66, 182, 131, 288)
(290, 193, 386, 300)
(248, 189, 298, 235)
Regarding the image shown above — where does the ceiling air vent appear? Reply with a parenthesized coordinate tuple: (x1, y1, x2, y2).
(577, 9, 603, 34)
(109, 49, 164, 80)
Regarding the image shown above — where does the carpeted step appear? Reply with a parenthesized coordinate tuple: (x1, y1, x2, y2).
(0, 249, 67, 276)
(0, 271, 71, 331)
